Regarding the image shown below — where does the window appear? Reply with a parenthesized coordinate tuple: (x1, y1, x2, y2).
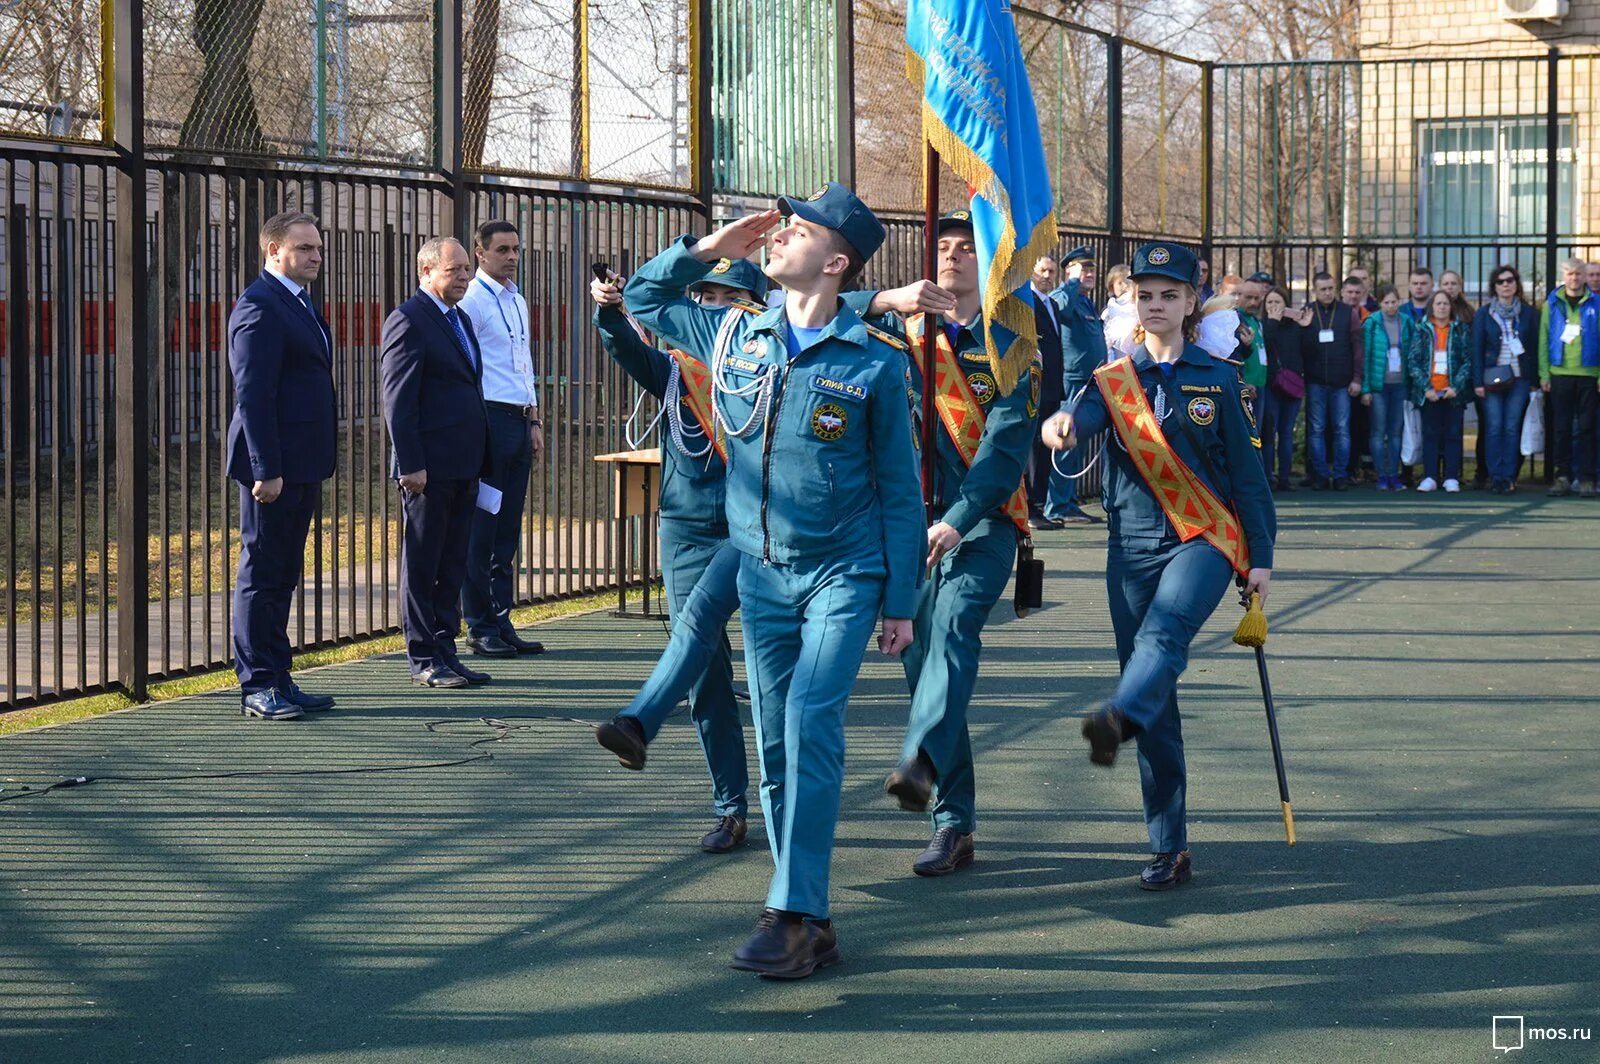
(1418, 116, 1574, 288)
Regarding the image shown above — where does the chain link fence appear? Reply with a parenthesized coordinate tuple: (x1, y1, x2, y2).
(142, 0, 434, 163)
(0, 0, 105, 141)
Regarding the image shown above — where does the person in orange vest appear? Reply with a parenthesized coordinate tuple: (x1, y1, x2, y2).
(1041, 242, 1276, 891)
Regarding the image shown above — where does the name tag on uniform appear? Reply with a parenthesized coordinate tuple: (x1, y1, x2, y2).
(1561, 323, 1581, 344)
(726, 355, 763, 374)
(1508, 337, 1524, 355)
(810, 375, 866, 402)
(1386, 346, 1401, 374)
(1318, 328, 1335, 344)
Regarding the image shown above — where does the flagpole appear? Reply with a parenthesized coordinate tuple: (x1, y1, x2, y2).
(921, 139, 939, 519)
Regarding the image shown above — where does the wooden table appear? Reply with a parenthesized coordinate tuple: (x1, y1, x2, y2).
(593, 448, 668, 620)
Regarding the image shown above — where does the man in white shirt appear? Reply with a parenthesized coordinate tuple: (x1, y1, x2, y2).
(456, 220, 547, 657)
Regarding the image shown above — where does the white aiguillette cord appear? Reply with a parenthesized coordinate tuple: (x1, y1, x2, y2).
(1051, 380, 1102, 479)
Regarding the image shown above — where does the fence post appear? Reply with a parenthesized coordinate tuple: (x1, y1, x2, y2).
(835, 0, 856, 191)
(437, 0, 466, 241)
(691, 0, 714, 220)
(1106, 35, 1124, 267)
(1200, 60, 1213, 263)
(1545, 47, 1559, 294)
(112, 0, 150, 701)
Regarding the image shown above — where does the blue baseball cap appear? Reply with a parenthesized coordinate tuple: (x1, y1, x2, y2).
(936, 209, 975, 237)
(689, 257, 770, 301)
(778, 181, 886, 261)
(1060, 245, 1095, 266)
(1130, 242, 1201, 287)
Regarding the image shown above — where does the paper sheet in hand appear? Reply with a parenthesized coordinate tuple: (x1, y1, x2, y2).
(476, 482, 503, 515)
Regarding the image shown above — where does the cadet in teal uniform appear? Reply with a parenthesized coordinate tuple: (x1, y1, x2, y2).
(589, 259, 768, 855)
(854, 212, 1035, 877)
(1045, 246, 1108, 525)
(625, 183, 925, 980)
(1042, 242, 1276, 892)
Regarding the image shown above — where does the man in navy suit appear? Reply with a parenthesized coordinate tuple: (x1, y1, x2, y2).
(1028, 255, 1068, 530)
(227, 211, 339, 720)
(381, 237, 492, 688)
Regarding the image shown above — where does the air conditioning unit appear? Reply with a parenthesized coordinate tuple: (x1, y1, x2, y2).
(1500, 0, 1569, 23)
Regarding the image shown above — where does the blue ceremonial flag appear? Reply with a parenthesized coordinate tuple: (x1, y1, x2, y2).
(906, 0, 1057, 394)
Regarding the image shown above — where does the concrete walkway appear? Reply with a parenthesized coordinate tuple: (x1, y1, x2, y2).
(0, 493, 1595, 1062)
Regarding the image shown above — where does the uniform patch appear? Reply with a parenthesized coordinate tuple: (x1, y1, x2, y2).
(1242, 393, 1258, 431)
(726, 355, 763, 374)
(967, 371, 996, 405)
(711, 258, 732, 274)
(1187, 396, 1216, 426)
(812, 402, 848, 441)
(1180, 383, 1223, 394)
(960, 350, 989, 363)
(1027, 363, 1042, 419)
(808, 186, 829, 201)
(811, 375, 866, 402)
(1148, 246, 1171, 265)
(950, 209, 971, 221)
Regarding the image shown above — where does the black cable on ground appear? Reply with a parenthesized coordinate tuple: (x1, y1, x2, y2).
(0, 714, 601, 807)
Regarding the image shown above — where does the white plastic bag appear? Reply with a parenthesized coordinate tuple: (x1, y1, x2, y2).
(1521, 390, 1545, 457)
(1401, 404, 1423, 466)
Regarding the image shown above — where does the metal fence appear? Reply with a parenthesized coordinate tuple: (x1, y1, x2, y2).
(3, 2, 1596, 707)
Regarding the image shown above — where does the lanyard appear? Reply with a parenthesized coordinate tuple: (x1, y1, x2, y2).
(476, 277, 526, 348)
(1312, 302, 1334, 334)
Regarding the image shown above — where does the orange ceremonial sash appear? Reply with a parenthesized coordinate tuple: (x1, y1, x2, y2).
(667, 349, 726, 463)
(909, 315, 1030, 536)
(1093, 356, 1251, 575)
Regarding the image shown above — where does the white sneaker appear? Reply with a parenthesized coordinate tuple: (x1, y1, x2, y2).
(1417, 477, 1438, 493)
(1443, 479, 1461, 493)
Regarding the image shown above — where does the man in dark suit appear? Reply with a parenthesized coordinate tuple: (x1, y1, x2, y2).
(227, 211, 339, 720)
(381, 237, 492, 688)
(1028, 255, 1068, 530)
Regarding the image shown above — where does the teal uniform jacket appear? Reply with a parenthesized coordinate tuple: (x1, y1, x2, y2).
(1049, 279, 1108, 385)
(624, 236, 925, 618)
(593, 305, 727, 530)
(1070, 344, 1276, 569)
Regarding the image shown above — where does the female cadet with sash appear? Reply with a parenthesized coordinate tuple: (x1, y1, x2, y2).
(1041, 243, 1276, 891)
(589, 259, 768, 856)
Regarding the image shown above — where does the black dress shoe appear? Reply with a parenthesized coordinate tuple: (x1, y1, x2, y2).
(466, 635, 518, 658)
(443, 656, 491, 685)
(1139, 850, 1192, 891)
(595, 715, 647, 770)
(730, 909, 840, 980)
(500, 630, 546, 655)
(700, 814, 748, 853)
(1276, 477, 1297, 492)
(1028, 515, 1063, 531)
(282, 682, 335, 711)
(241, 689, 304, 720)
(913, 827, 975, 877)
(411, 665, 468, 689)
(1082, 705, 1128, 767)
(1332, 477, 1349, 492)
(884, 752, 936, 812)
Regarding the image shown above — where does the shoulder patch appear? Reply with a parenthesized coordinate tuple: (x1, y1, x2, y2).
(865, 323, 909, 352)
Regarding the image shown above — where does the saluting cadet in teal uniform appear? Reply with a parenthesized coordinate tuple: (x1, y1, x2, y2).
(1042, 242, 1276, 892)
(1044, 246, 1108, 525)
(589, 259, 769, 855)
(853, 212, 1036, 877)
(625, 183, 925, 980)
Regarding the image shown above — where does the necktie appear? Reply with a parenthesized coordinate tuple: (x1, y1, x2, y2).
(446, 307, 476, 369)
(297, 288, 330, 350)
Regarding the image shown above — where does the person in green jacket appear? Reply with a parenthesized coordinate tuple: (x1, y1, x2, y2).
(1408, 290, 1473, 493)
(1537, 257, 1600, 496)
(1361, 285, 1420, 491)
